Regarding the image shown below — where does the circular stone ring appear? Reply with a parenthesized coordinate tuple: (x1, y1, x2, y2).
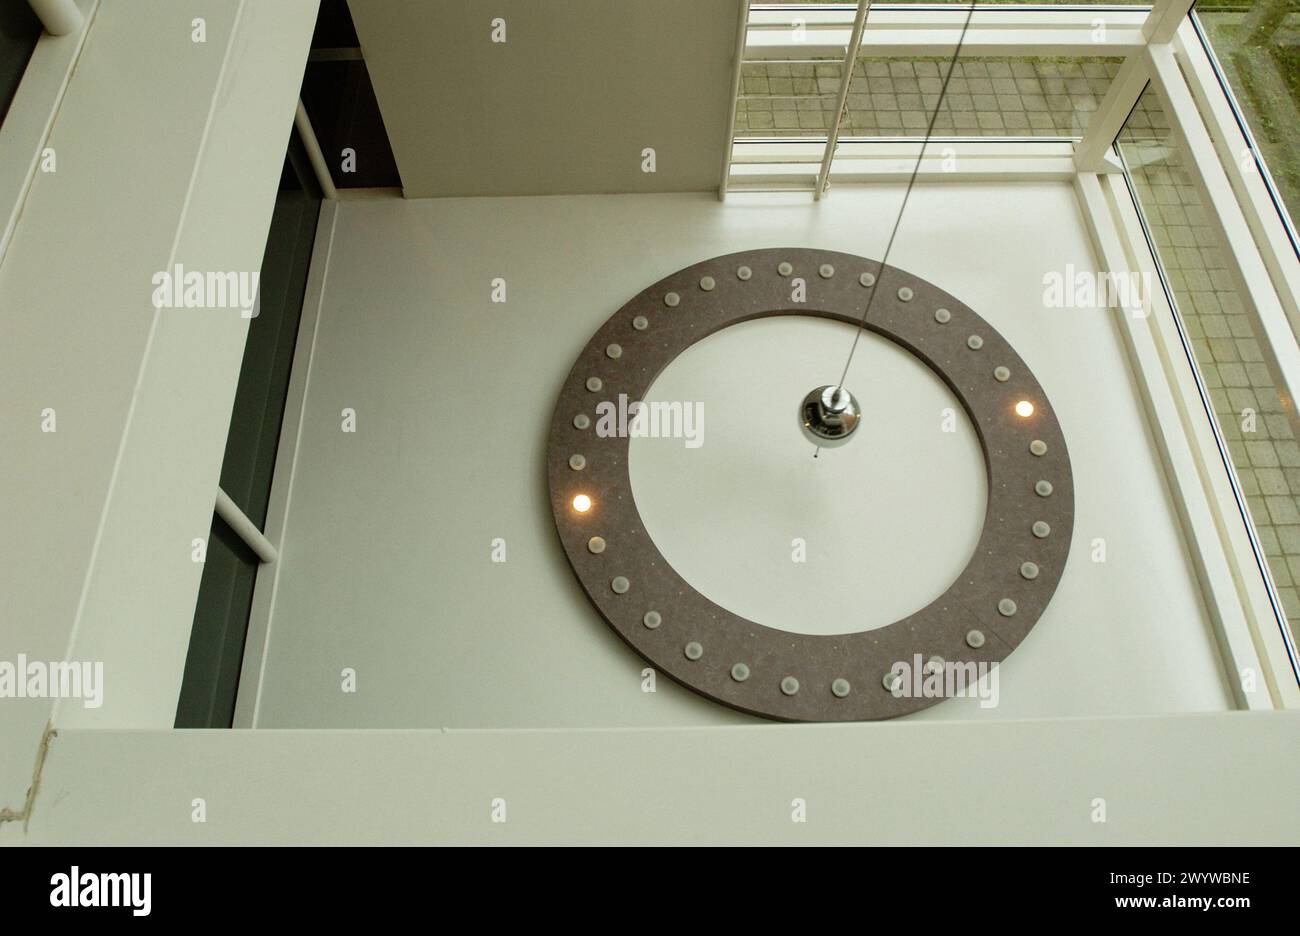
(546, 248, 1074, 721)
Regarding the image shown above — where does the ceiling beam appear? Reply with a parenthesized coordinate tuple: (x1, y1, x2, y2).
(745, 8, 1150, 58)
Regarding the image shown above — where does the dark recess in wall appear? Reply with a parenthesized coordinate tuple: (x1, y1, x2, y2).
(312, 0, 360, 48)
(301, 59, 402, 189)
(0, 1, 42, 128)
(175, 129, 322, 729)
(304, 0, 402, 189)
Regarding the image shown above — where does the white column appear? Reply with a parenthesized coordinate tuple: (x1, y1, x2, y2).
(717, 0, 750, 200)
(1142, 0, 1196, 44)
(1073, 54, 1150, 173)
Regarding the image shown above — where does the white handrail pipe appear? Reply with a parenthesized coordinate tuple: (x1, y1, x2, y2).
(294, 99, 338, 200)
(27, 0, 82, 36)
(215, 488, 278, 564)
(815, 0, 871, 201)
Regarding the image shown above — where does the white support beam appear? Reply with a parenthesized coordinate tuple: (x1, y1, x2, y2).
(814, 0, 870, 201)
(729, 140, 1080, 191)
(718, 0, 751, 200)
(27, 0, 82, 35)
(19, 713, 1300, 844)
(1074, 53, 1150, 173)
(745, 8, 1150, 59)
(1144, 42, 1300, 439)
(1142, 0, 1196, 44)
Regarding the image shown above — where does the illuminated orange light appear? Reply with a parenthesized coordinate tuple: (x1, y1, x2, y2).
(1014, 400, 1035, 418)
(572, 494, 592, 513)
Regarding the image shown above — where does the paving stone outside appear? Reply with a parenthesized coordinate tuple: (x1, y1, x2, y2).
(769, 0, 1124, 5)
(736, 57, 1123, 137)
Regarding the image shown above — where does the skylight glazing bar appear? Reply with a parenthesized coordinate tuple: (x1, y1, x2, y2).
(815, 0, 871, 200)
(719, 0, 753, 199)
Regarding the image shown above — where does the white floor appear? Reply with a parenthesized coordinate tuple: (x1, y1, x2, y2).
(251, 184, 1235, 727)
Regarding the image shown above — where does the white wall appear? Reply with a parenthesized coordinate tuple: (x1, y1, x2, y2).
(349, 0, 741, 197)
(250, 183, 1235, 728)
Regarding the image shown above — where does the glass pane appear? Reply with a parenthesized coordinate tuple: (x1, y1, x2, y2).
(179, 132, 322, 728)
(175, 515, 259, 728)
(735, 58, 843, 137)
(1197, 0, 1300, 228)
(755, 1, 1142, 5)
(218, 132, 321, 528)
(845, 56, 1122, 138)
(736, 55, 1123, 142)
(1116, 84, 1300, 644)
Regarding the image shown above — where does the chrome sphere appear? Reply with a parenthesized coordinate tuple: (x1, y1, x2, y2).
(800, 385, 861, 447)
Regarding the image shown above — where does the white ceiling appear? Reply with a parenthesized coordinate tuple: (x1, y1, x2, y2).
(348, 0, 744, 198)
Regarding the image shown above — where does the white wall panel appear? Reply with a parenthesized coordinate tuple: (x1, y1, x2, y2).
(252, 185, 1234, 728)
(16, 713, 1298, 845)
(348, 0, 741, 197)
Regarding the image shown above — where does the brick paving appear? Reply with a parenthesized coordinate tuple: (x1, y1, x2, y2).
(736, 57, 1123, 137)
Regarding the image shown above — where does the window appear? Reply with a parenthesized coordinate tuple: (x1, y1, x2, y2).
(175, 131, 323, 728)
